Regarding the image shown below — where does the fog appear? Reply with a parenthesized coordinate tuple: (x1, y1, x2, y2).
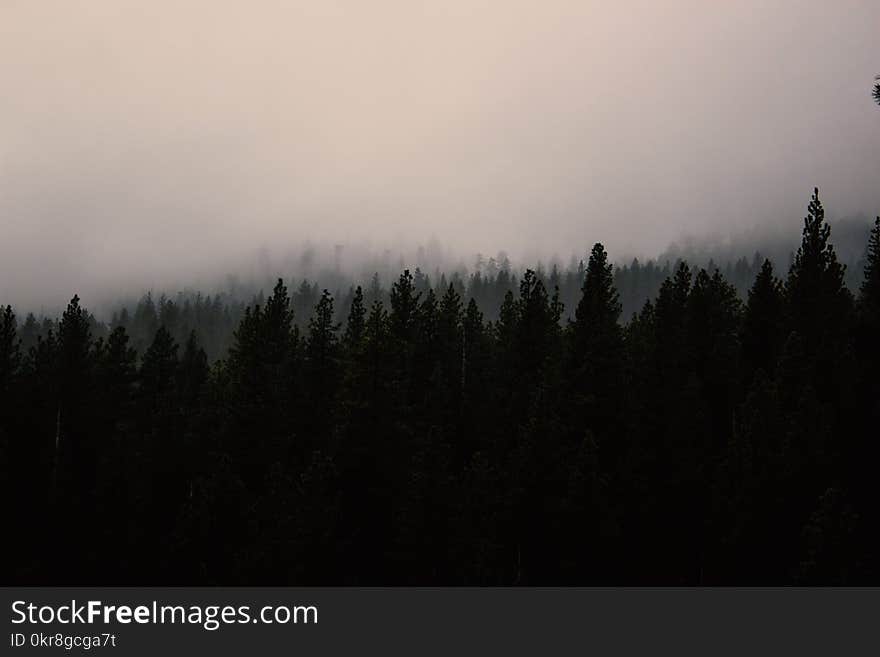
(2, 1, 879, 311)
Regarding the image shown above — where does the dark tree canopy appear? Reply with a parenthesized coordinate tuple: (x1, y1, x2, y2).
(2, 189, 878, 585)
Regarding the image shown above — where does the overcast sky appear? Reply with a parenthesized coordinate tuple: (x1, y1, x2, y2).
(2, 1, 879, 309)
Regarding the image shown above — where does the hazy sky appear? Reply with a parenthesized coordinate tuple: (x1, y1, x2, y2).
(2, 1, 879, 309)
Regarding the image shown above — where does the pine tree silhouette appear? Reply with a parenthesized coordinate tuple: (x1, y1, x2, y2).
(742, 259, 784, 380)
(785, 188, 853, 345)
(568, 243, 625, 457)
(0, 305, 20, 393)
(343, 286, 366, 349)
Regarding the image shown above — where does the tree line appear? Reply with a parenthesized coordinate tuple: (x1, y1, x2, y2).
(1, 189, 879, 583)
(18, 227, 871, 365)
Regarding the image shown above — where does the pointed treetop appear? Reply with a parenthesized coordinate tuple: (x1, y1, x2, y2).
(390, 269, 421, 340)
(0, 305, 21, 387)
(344, 286, 366, 347)
(787, 187, 846, 292)
(573, 243, 620, 332)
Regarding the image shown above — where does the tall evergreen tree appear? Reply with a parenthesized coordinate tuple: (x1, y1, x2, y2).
(411, 287, 439, 408)
(228, 278, 297, 383)
(307, 290, 340, 370)
(226, 278, 300, 484)
(389, 269, 420, 345)
(568, 243, 625, 450)
(437, 283, 464, 410)
(176, 331, 209, 406)
(343, 286, 366, 350)
(56, 296, 95, 454)
(460, 298, 491, 458)
(515, 269, 558, 378)
(363, 300, 390, 398)
(94, 325, 138, 441)
(305, 290, 341, 447)
(785, 188, 853, 345)
(783, 189, 856, 479)
(58, 295, 93, 393)
(0, 305, 20, 393)
(742, 260, 784, 380)
(0, 305, 20, 563)
(139, 326, 179, 410)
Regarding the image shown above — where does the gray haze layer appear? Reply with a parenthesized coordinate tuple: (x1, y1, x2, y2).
(2, 1, 879, 311)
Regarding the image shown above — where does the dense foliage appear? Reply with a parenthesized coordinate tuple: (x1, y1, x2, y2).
(2, 191, 879, 584)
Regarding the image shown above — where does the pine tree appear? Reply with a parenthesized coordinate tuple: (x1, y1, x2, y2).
(139, 326, 179, 409)
(228, 278, 298, 391)
(88, 324, 139, 574)
(438, 284, 463, 349)
(463, 298, 483, 345)
(437, 284, 464, 401)
(0, 305, 21, 393)
(461, 298, 489, 451)
(785, 188, 853, 345)
(570, 245, 622, 362)
(516, 269, 558, 377)
(51, 295, 100, 571)
(307, 290, 340, 370)
(132, 293, 159, 353)
(389, 269, 420, 344)
(687, 268, 742, 447)
(343, 286, 366, 349)
(158, 296, 180, 339)
(225, 278, 300, 482)
(495, 290, 517, 354)
(742, 260, 784, 379)
(653, 263, 691, 380)
(58, 295, 93, 393)
(412, 288, 439, 402)
(640, 264, 716, 581)
(363, 300, 390, 399)
(95, 325, 138, 418)
(19, 313, 40, 354)
(103, 326, 138, 381)
(782, 189, 856, 479)
(55, 295, 95, 457)
(0, 306, 20, 526)
(687, 269, 741, 372)
(568, 243, 625, 453)
(572, 244, 621, 342)
(176, 331, 208, 406)
(625, 299, 656, 376)
(303, 291, 341, 449)
(416, 287, 438, 349)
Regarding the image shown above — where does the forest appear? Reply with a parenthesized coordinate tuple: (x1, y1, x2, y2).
(2, 189, 879, 584)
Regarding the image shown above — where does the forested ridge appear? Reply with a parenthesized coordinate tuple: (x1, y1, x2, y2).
(2, 189, 879, 584)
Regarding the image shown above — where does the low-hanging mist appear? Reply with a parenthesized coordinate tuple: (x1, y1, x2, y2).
(2, 1, 880, 311)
